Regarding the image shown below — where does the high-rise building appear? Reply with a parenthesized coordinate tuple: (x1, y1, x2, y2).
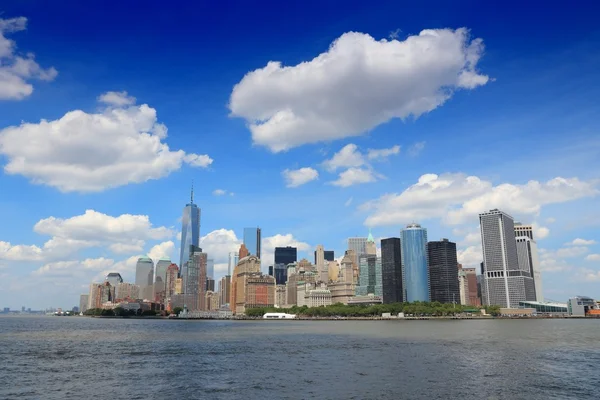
(274, 263, 288, 284)
(243, 227, 261, 258)
(275, 246, 297, 266)
(516, 236, 544, 302)
(115, 283, 140, 301)
(180, 186, 201, 285)
(514, 223, 534, 240)
(105, 272, 123, 287)
(366, 231, 377, 256)
(348, 237, 367, 258)
(135, 257, 154, 300)
(401, 223, 429, 302)
(328, 260, 339, 282)
(480, 209, 536, 308)
(458, 265, 480, 306)
(428, 239, 460, 304)
(315, 245, 328, 283)
(207, 259, 214, 281)
(87, 281, 114, 309)
(185, 246, 207, 311)
(313, 250, 334, 264)
(231, 255, 262, 314)
(228, 252, 239, 275)
(238, 243, 249, 259)
(356, 254, 382, 297)
(381, 238, 402, 304)
(79, 294, 89, 314)
(165, 263, 179, 298)
(206, 278, 215, 292)
(218, 275, 231, 308)
(154, 257, 171, 301)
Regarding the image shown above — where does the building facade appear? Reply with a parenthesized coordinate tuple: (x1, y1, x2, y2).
(135, 257, 154, 300)
(275, 246, 297, 266)
(515, 235, 543, 302)
(179, 188, 200, 283)
(480, 209, 536, 308)
(105, 272, 123, 287)
(315, 244, 327, 283)
(231, 255, 262, 314)
(243, 227, 261, 258)
(458, 266, 480, 306)
(356, 254, 382, 297)
(246, 275, 275, 310)
(401, 223, 429, 302)
(79, 294, 89, 314)
(115, 283, 140, 301)
(381, 237, 402, 304)
(428, 239, 460, 304)
(154, 257, 171, 302)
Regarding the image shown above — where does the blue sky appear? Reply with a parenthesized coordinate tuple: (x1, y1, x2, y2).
(1, 1, 599, 309)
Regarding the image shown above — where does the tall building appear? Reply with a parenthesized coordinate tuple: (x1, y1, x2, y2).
(514, 223, 543, 302)
(79, 294, 89, 313)
(116, 283, 140, 301)
(428, 239, 460, 304)
(366, 231, 377, 256)
(135, 257, 154, 300)
(480, 209, 536, 308)
(165, 263, 179, 298)
(238, 243, 249, 259)
(185, 246, 207, 311)
(313, 250, 334, 264)
(458, 265, 480, 306)
(154, 257, 171, 301)
(381, 238, 402, 304)
(274, 263, 288, 284)
(356, 254, 382, 296)
(207, 259, 215, 280)
(105, 272, 123, 287)
(348, 237, 367, 268)
(218, 275, 231, 308)
(228, 252, 239, 275)
(275, 246, 297, 266)
(243, 227, 261, 258)
(315, 245, 327, 283)
(230, 255, 262, 314)
(180, 186, 201, 284)
(401, 223, 429, 302)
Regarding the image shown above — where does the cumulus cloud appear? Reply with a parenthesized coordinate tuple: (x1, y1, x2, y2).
(282, 167, 319, 188)
(538, 246, 590, 273)
(32, 257, 114, 276)
(457, 245, 482, 268)
(261, 234, 311, 268)
(363, 173, 598, 226)
(0, 16, 57, 100)
(573, 268, 600, 282)
(0, 241, 43, 261)
(147, 241, 175, 263)
(330, 167, 379, 187)
(200, 229, 242, 267)
(566, 238, 596, 246)
(367, 145, 401, 160)
(98, 91, 136, 106)
(229, 28, 488, 152)
(585, 254, 600, 262)
(0, 93, 213, 192)
(531, 223, 550, 240)
(322, 144, 365, 171)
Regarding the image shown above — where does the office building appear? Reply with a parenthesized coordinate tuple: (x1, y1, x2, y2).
(428, 239, 460, 304)
(154, 257, 171, 302)
(313, 250, 334, 264)
(207, 259, 214, 281)
(275, 284, 286, 307)
(105, 272, 123, 287)
(231, 255, 262, 314)
(514, 223, 534, 240)
(347, 237, 368, 260)
(366, 231, 377, 255)
(381, 238, 402, 304)
(246, 274, 275, 310)
(315, 245, 328, 282)
(306, 288, 333, 307)
(243, 227, 261, 258)
(356, 254, 382, 297)
(135, 257, 154, 300)
(328, 260, 339, 282)
(218, 275, 231, 308)
(401, 223, 429, 302)
(116, 283, 140, 301)
(480, 209, 535, 308)
(180, 186, 201, 285)
(274, 263, 288, 285)
(458, 265, 480, 306)
(79, 294, 89, 314)
(238, 243, 249, 259)
(515, 233, 544, 302)
(165, 263, 179, 298)
(206, 278, 215, 292)
(228, 252, 239, 276)
(185, 246, 207, 311)
(275, 246, 297, 266)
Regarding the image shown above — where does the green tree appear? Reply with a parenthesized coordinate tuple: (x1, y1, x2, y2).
(172, 307, 183, 315)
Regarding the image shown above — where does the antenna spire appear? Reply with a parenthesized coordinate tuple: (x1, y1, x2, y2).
(191, 180, 194, 204)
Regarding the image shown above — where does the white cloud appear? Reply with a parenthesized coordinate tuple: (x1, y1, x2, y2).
(229, 28, 488, 152)
(457, 245, 482, 268)
(200, 229, 242, 267)
(0, 93, 213, 192)
(322, 144, 365, 171)
(0, 17, 57, 100)
(407, 141, 426, 156)
(573, 268, 600, 282)
(282, 167, 319, 188)
(213, 189, 227, 196)
(0, 241, 43, 261)
(32, 257, 114, 276)
(367, 145, 400, 160)
(98, 91, 136, 106)
(330, 167, 379, 187)
(546, 217, 556, 224)
(363, 173, 598, 226)
(108, 241, 144, 255)
(531, 222, 550, 240)
(585, 254, 600, 262)
(565, 238, 596, 246)
(538, 247, 588, 273)
(147, 241, 175, 263)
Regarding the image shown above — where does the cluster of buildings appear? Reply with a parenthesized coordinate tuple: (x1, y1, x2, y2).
(78, 188, 598, 317)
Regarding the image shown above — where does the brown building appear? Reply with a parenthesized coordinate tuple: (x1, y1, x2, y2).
(219, 275, 231, 308)
(459, 265, 481, 306)
(230, 255, 261, 314)
(238, 244, 249, 259)
(165, 263, 179, 298)
(246, 275, 276, 310)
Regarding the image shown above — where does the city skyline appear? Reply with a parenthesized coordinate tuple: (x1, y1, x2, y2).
(1, 1, 600, 310)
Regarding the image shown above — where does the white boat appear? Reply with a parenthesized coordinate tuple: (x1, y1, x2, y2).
(263, 312, 296, 319)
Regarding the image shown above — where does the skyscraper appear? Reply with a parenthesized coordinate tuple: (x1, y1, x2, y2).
(348, 237, 367, 260)
(313, 250, 334, 264)
(184, 245, 207, 311)
(165, 263, 179, 299)
(243, 227, 261, 258)
(105, 272, 123, 287)
(154, 257, 171, 301)
(516, 236, 543, 302)
(381, 238, 402, 304)
(315, 245, 327, 283)
(275, 246, 297, 265)
(401, 223, 429, 302)
(274, 263, 288, 284)
(356, 254, 382, 297)
(480, 209, 535, 307)
(135, 257, 154, 300)
(427, 239, 460, 304)
(207, 259, 214, 280)
(180, 186, 201, 284)
(228, 252, 239, 275)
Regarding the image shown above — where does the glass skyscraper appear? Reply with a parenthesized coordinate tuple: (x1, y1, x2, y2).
(427, 239, 459, 304)
(401, 223, 429, 302)
(180, 186, 201, 286)
(275, 246, 297, 266)
(381, 238, 402, 304)
(135, 257, 154, 300)
(243, 227, 261, 259)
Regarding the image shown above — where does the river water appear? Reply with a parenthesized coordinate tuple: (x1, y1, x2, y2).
(0, 316, 598, 399)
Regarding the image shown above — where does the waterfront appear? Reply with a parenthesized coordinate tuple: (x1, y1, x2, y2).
(1, 316, 599, 399)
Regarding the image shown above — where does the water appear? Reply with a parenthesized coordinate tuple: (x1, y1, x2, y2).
(0, 316, 598, 399)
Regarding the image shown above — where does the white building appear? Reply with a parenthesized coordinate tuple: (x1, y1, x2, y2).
(515, 235, 544, 302)
(306, 289, 332, 308)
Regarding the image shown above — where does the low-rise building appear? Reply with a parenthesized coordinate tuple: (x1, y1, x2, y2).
(306, 289, 332, 308)
(348, 294, 383, 305)
(568, 296, 599, 316)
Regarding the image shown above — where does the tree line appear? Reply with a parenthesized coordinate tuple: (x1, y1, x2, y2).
(244, 302, 501, 317)
(84, 308, 160, 317)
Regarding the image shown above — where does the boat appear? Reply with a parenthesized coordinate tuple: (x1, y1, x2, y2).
(263, 312, 296, 319)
